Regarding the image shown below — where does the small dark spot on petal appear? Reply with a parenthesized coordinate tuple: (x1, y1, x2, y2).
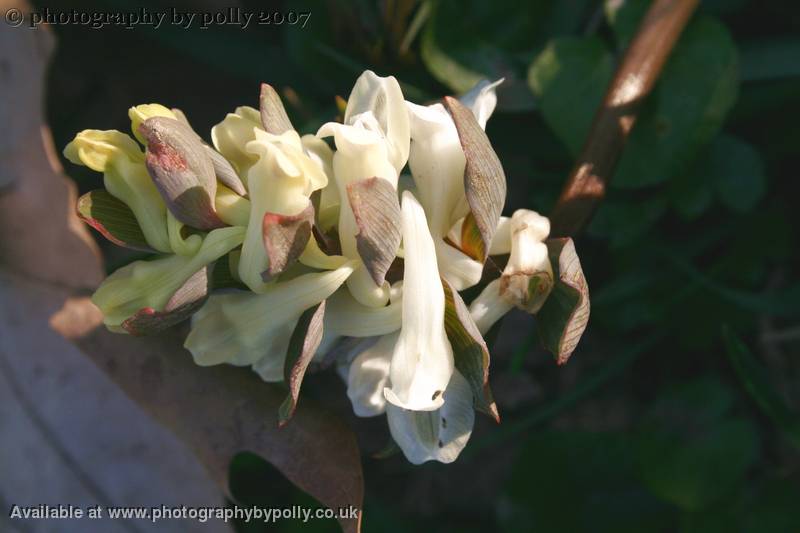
(431, 390, 442, 401)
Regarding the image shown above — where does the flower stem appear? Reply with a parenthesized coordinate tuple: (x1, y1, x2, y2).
(549, 0, 700, 238)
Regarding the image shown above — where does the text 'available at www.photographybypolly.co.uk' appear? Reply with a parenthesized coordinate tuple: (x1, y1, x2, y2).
(7, 503, 360, 524)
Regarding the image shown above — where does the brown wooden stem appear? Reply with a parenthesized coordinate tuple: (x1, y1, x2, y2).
(549, 0, 700, 237)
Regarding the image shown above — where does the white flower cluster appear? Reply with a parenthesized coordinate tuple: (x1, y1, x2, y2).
(65, 71, 555, 464)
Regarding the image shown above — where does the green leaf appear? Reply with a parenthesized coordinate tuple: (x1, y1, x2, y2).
(613, 16, 739, 188)
(506, 431, 670, 533)
(636, 378, 759, 511)
(668, 164, 714, 220)
(421, 0, 590, 111)
(723, 326, 800, 450)
(709, 136, 766, 213)
(669, 134, 766, 218)
(536, 238, 590, 365)
(604, 0, 650, 50)
(588, 194, 667, 248)
(77, 189, 154, 252)
(527, 37, 614, 155)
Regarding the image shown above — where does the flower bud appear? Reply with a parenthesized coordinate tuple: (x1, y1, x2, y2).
(64, 129, 171, 253)
(499, 209, 553, 313)
(128, 103, 175, 144)
(92, 226, 245, 330)
(139, 117, 224, 230)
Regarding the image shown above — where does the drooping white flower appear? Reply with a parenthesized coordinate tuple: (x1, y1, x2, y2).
(386, 370, 475, 464)
(317, 71, 410, 308)
(405, 79, 503, 290)
(237, 128, 328, 293)
(383, 191, 454, 411)
(184, 261, 356, 373)
(500, 209, 553, 313)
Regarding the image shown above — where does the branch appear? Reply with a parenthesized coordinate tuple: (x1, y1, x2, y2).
(549, 0, 700, 238)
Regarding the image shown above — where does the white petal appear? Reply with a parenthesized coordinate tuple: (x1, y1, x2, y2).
(386, 370, 474, 464)
(317, 120, 396, 307)
(344, 70, 410, 173)
(238, 129, 325, 293)
(488, 216, 512, 255)
(447, 215, 512, 256)
(302, 134, 339, 230)
(458, 78, 504, 129)
(384, 191, 453, 411)
(347, 333, 397, 417)
(500, 209, 553, 312)
(469, 278, 513, 335)
(435, 240, 483, 291)
(406, 101, 467, 237)
(210, 106, 262, 182)
(326, 285, 402, 337)
(184, 262, 355, 369)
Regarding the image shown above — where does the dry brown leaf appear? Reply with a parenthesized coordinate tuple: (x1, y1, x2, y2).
(0, 9, 363, 532)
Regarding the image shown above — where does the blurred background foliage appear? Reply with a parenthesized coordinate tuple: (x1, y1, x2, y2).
(40, 0, 800, 531)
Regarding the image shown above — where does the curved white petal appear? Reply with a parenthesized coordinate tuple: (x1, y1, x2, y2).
(215, 184, 251, 227)
(317, 120, 396, 307)
(469, 278, 513, 335)
(298, 235, 349, 271)
(210, 106, 262, 182)
(184, 262, 355, 369)
(238, 129, 326, 293)
(302, 134, 339, 230)
(326, 284, 402, 337)
(435, 240, 483, 291)
(344, 70, 410, 173)
(384, 191, 453, 411)
(448, 215, 512, 256)
(406, 101, 467, 237)
(488, 216, 512, 255)
(386, 370, 474, 464)
(458, 78, 503, 130)
(347, 332, 398, 417)
(500, 209, 553, 313)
